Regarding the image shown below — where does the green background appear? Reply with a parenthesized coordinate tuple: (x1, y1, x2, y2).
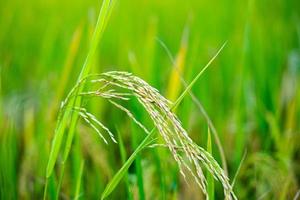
(1, 0, 300, 199)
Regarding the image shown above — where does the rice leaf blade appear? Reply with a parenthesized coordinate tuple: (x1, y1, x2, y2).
(101, 131, 153, 200)
(207, 127, 214, 200)
(45, 1, 116, 198)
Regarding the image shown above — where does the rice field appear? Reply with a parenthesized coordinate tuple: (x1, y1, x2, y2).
(1, 0, 300, 199)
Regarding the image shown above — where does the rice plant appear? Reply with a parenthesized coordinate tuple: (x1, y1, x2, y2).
(1, 0, 300, 199)
(43, 3, 235, 194)
(47, 69, 236, 199)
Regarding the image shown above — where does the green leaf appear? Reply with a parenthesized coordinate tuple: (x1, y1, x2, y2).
(74, 160, 84, 200)
(117, 128, 133, 200)
(101, 131, 153, 200)
(44, 1, 116, 199)
(207, 127, 214, 200)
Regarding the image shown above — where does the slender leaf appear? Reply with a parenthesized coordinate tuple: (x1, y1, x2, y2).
(207, 127, 214, 200)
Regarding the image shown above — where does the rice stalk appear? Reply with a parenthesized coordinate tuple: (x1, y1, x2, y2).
(60, 71, 236, 199)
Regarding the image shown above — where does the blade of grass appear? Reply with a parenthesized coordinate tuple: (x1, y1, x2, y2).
(172, 41, 227, 109)
(207, 127, 214, 200)
(55, 163, 65, 200)
(62, 0, 116, 166)
(46, 0, 115, 178)
(101, 42, 227, 199)
(45, 0, 116, 198)
(74, 160, 84, 200)
(231, 149, 247, 188)
(157, 37, 228, 174)
(101, 132, 154, 200)
(131, 123, 145, 200)
(48, 174, 57, 200)
(117, 128, 133, 200)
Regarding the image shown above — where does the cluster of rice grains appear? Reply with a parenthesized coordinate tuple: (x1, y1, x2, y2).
(61, 71, 236, 199)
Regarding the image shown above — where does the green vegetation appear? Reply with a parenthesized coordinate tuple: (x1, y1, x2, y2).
(1, 0, 300, 199)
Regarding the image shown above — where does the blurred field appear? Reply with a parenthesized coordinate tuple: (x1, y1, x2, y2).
(1, 0, 300, 199)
